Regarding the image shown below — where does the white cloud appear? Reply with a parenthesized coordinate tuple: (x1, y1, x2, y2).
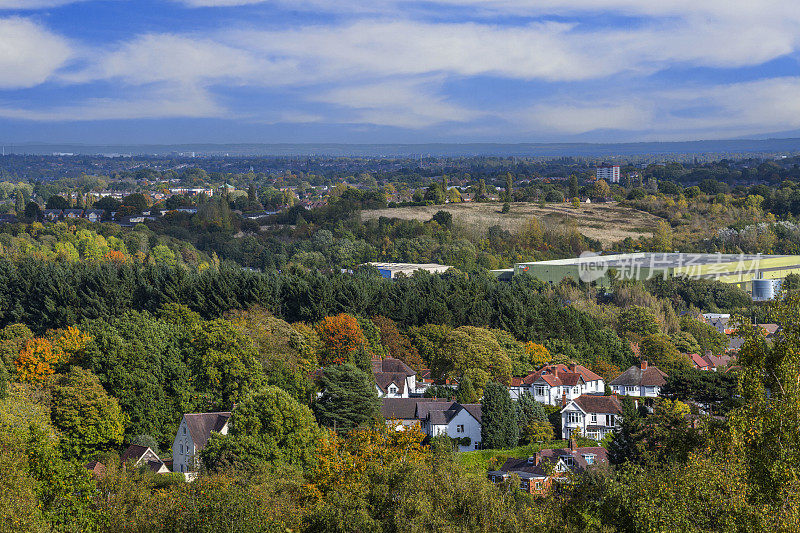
(0, 0, 85, 8)
(0, 84, 222, 121)
(524, 101, 653, 134)
(0, 17, 72, 88)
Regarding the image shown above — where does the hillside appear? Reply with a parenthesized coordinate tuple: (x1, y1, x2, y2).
(362, 201, 661, 246)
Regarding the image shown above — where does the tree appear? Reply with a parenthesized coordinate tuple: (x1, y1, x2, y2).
(569, 174, 579, 199)
(23, 201, 41, 221)
(591, 179, 611, 199)
(202, 386, 320, 471)
(188, 319, 264, 410)
(14, 191, 24, 214)
(505, 173, 513, 202)
(371, 315, 424, 372)
(313, 364, 380, 431)
(431, 210, 452, 229)
(45, 195, 69, 210)
(50, 367, 125, 460)
(477, 179, 487, 201)
(639, 334, 690, 374)
(501, 202, 510, 213)
(454, 376, 477, 404)
(661, 369, 742, 415)
(653, 220, 674, 252)
(616, 306, 659, 340)
(524, 342, 551, 368)
(433, 326, 512, 396)
(317, 314, 366, 366)
(679, 317, 728, 355)
(15, 338, 59, 383)
(481, 382, 518, 449)
(515, 392, 551, 444)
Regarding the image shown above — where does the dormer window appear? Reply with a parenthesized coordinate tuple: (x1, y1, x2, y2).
(583, 454, 596, 465)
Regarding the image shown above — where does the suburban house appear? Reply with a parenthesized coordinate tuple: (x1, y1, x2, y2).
(172, 411, 231, 479)
(373, 357, 418, 398)
(509, 363, 605, 405)
(688, 353, 712, 371)
(43, 209, 62, 221)
(609, 361, 667, 397)
(560, 394, 622, 440)
(488, 438, 608, 494)
(84, 209, 105, 222)
(380, 398, 482, 451)
(121, 444, 170, 474)
(63, 208, 84, 219)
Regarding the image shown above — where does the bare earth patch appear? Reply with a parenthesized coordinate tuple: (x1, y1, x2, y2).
(361, 201, 661, 246)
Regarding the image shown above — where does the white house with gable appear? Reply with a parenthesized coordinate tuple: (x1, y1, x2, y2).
(560, 394, 622, 441)
(172, 411, 231, 480)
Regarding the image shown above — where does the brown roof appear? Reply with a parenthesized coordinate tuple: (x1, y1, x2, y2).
(571, 395, 622, 415)
(380, 398, 442, 420)
(373, 357, 415, 375)
(609, 364, 667, 387)
(121, 444, 152, 463)
(85, 461, 106, 479)
(374, 373, 409, 393)
(462, 403, 482, 423)
(185, 412, 231, 450)
(499, 446, 608, 477)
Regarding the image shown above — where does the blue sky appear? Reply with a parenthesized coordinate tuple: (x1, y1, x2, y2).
(0, 0, 799, 144)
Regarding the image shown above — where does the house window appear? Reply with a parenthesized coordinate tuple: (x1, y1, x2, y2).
(183, 426, 186, 435)
(535, 386, 547, 396)
(564, 456, 574, 467)
(520, 481, 528, 490)
(583, 454, 596, 465)
(627, 386, 637, 393)
(568, 412, 581, 424)
(535, 481, 542, 490)
(456, 425, 464, 433)
(590, 414, 597, 424)
(605, 415, 615, 426)
(179, 444, 183, 454)
(572, 387, 579, 394)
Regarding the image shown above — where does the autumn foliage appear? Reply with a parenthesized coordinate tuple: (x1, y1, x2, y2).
(15, 338, 59, 383)
(371, 315, 424, 372)
(316, 314, 365, 365)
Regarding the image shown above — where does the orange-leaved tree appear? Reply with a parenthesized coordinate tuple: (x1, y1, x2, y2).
(524, 342, 551, 369)
(316, 314, 366, 366)
(15, 338, 59, 383)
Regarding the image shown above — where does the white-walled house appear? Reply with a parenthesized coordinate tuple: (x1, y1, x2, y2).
(172, 411, 231, 480)
(380, 398, 482, 451)
(609, 361, 667, 398)
(560, 395, 622, 440)
(373, 357, 417, 398)
(121, 445, 170, 474)
(510, 363, 605, 405)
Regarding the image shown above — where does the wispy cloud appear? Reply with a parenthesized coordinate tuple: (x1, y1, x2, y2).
(0, 17, 72, 88)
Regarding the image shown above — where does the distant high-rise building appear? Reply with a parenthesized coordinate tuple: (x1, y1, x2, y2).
(596, 165, 620, 183)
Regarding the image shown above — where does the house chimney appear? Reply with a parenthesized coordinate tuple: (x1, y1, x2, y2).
(528, 452, 540, 466)
(640, 360, 647, 370)
(568, 363, 576, 372)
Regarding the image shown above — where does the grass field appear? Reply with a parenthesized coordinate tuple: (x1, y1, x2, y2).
(362, 201, 661, 246)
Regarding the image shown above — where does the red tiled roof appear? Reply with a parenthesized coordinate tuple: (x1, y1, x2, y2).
(571, 394, 622, 415)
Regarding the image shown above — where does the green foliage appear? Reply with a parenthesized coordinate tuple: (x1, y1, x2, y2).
(639, 333, 691, 374)
(680, 316, 729, 355)
(188, 319, 264, 410)
(661, 368, 742, 415)
(50, 367, 124, 461)
(312, 364, 380, 431)
(616, 305, 659, 339)
(433, 326, 513, 395)
(480, 382, 518, 449)
(454, 376, 477, 404)
(202, 386, 320, 472)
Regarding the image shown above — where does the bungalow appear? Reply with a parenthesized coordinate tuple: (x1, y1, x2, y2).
(609, 361, 667, 397)
(509, 363, 605, 405)
(488, 438, 608, 494)
(172, 411, 231, 480)
(121, 444, 170, 474)
(688, 353, 711, 371)
(380, 398, 482, 451)
(63, 209, 84, 219)
(560, 394, 622, 440)
(373, 357, 417, 398)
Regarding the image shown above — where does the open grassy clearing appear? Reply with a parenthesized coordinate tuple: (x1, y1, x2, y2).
(458, 441, 569, 476)
(361, 201, 662, 246)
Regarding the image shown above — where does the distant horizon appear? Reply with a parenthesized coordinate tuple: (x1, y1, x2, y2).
(3, 137, 800, 159)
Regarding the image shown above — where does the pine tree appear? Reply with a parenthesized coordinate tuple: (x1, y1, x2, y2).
(313, 364, 380, 431)
(481, 382, 518, 449)
(455, 376, 477, 404)
(505, 173, 513, 202)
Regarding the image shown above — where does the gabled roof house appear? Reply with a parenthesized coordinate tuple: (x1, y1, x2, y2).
(172, 411, 231, 480)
